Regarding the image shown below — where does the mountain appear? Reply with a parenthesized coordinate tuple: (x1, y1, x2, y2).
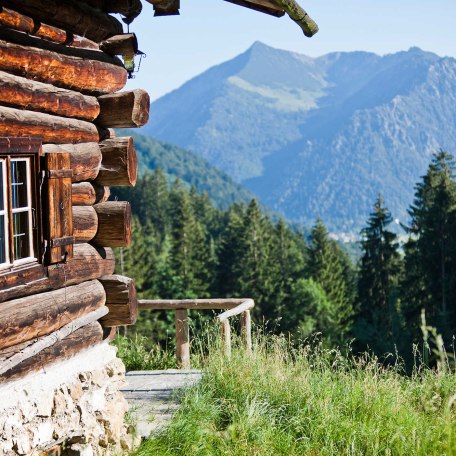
(119, 131, 254, 209)
(142, 42, 456, 231)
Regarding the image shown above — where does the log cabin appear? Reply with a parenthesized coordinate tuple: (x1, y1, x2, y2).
(0, 1, 317, 454)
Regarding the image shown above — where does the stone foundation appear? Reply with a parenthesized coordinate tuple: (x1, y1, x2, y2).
(0, 343, 139, 455)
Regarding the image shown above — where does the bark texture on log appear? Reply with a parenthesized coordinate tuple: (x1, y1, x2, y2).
(0, 106, 101, 144)
(79, 0, 142, 21)
(99, 275, 138, 327)
(93, 202, 132, 248)
(95, 137, 138, 186)
(97, 89, 150, 128)
(0, 6, 98, 49)
(4, 0, 123, 42)
(0, 280, 105, 350)
(0, 71, 100, 121)
(0, 321, 103, 383)
(0, 35, 127, 94)
(43, 143, 102, 182)
(72, 206, 98, 242)
(72, 182, 110, 206)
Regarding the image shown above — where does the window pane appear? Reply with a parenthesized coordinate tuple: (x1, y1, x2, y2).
(0, 163, 4, 211)
(13, 211, 30, 260)
(11, 160, 28, 209)
(0, 215, 6, 264)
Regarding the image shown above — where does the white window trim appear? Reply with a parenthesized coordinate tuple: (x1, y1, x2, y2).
(0, 159, 9, 269)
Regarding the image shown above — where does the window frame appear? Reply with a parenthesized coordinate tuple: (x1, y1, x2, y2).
(0, 144, 42, 273)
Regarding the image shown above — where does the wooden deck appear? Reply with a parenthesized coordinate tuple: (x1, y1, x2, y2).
(121, 369, 202, 438)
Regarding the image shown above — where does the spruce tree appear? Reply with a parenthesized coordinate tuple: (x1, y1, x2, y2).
(355, 195, 402, 354)
(402, 150, 456, 343)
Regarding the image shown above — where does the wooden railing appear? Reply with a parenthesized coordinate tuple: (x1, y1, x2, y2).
(138, 299, 254, 368)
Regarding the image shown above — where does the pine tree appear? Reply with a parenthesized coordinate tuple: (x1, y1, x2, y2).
(355, 195, 402, 354)
(402, 150, 456, 343)
(306, 219, 354, 343)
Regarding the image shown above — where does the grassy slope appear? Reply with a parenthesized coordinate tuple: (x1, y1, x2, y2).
(132, 336, 456, 455)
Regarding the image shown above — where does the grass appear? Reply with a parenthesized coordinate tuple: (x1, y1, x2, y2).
(128, 333, 456, 456)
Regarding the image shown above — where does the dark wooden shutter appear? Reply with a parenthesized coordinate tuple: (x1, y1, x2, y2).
(45, 152, 74, 264)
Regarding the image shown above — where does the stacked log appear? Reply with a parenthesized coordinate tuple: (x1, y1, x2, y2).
(0, 1, 144, 384)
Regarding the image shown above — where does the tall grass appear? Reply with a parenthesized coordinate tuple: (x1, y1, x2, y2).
(133, 333, 456, 455)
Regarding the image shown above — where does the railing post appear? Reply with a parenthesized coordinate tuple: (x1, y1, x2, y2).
(240, 310, 252, 353)
(220, 319, 231, 358)
(175, 309, 190, 369)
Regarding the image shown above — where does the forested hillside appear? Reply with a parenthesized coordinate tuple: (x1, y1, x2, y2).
(143, 43, 456, 231)
(116, 150, 456, 363)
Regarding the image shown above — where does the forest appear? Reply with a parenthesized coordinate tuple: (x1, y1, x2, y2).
(114, 150, 456, 365)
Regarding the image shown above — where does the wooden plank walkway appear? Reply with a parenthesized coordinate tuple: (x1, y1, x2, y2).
(120, 370, 202, 438)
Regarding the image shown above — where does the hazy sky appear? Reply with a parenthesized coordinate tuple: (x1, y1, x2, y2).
(125, 0, 456, 100)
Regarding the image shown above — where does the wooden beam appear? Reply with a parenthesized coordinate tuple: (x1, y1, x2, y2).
(175, 309, 190, 369)
(220, 319, 231, 358)
(43, 143, 102, 183)
(147, 0, 180, 16)
(0, 71, 100, 121)
(72, 182, 110, 206)
(0, 280, 106, 350)
(0, 6, 98, 49)
(99, 275, 138, 327)
(139, 298, 251, 310)
(4, 0, 123, 43)
(224, 0, 285, 17)
(240, 310, 252, 353)
(97, 89, 150, 128)
(72, 206, 98, 242)
(93, 202, 132, 247)
(0, 106, 102, 144)
(273, 0, 319, 37)
(0, 321, 104, 383)
(78, 0, 142, 22)
(0, 32, 127, 94)
(94, 137, 138, 186)
(99, 33, 138, 56)
(0, 244, 115, 302)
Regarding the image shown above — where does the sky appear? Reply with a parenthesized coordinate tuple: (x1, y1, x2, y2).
(124, 0, 456, 100)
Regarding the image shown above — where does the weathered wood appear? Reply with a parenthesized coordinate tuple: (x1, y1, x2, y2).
(175, 309, 190, 369)
(45, 153, 74, 264)
(0, 321, 103, 383)
(4, 0, 123, 42)
(0, 280, 105, 350)
(0, 6, 98, 49)
(95, 137, 138, 186)
(72, 182, 110, 206)
(79, 0, 142, 21)
(217, 299, 255, 322)
(274, 0, 319, 37)
(224, 0, 285, 17)
(43, 143, 102, 183)
(103, 327, 117, 343)
(99, 33, 138, 56)
(0, 71, 100, 121)
(139, 298, 250, 311)
(220, 319, 231, 358)
(0, 106, 101, 144)
(146, 0, 180, 16)
(93, 202, 132, 247)
(240, 310, 252, 353)
(72, 206, 98, 242)
(0, 244, 115, 302)
(0, 33, 127, 94)
(97, 90, 150, 128)
(99, 275, 138, 327)
(0, 306, 108, 376)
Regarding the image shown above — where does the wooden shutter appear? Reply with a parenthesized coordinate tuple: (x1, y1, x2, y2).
(45, 152, 74, 264)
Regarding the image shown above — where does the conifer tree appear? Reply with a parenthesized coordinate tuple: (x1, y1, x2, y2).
(402, 150, 456, 342)
(355, 195, 402, 354)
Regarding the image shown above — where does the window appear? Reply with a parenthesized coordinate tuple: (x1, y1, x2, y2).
(0, 139, 40, 271)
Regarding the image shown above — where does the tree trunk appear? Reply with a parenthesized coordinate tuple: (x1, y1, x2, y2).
(4, 0, 123, 42)
(97, 89, 150, 128)
(93, 202, 132, 247)
(99, 275, 138, 327)
(0, 280, 106, 350)
(95, 137, 138, 186)
(0, 106, 102, 144)
(0, 71, 100, 121)
(72, 182, 110, 206)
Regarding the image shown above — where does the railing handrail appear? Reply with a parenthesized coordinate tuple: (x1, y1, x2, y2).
(137, 298, 254, 368)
